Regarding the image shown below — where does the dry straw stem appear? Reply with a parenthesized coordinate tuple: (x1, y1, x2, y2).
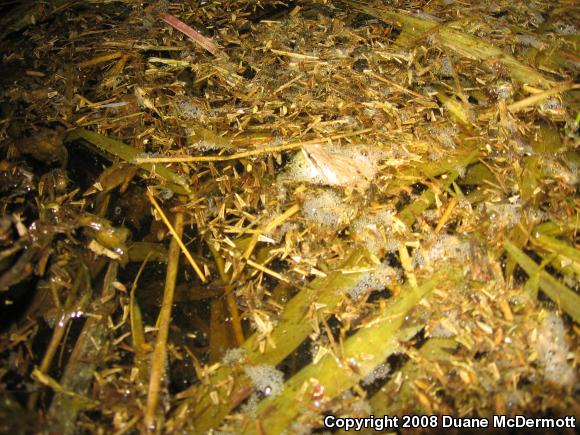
(144, 212, 184, 430)
(272, 73, 305, 95)
(146, 190, 206, 283)
(242, 267, 461, 434)
(132, 128, 373, 164)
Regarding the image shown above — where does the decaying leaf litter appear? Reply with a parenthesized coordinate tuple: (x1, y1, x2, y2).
(0, 0, 578, 432)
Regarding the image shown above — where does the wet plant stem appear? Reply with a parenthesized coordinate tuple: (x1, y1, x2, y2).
(144, 212, 183, 430)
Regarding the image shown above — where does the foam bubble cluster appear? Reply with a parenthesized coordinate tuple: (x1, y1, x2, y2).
(361, 361, 391, 386)
(351, 209, 405, 255)
(534, 312, 576, 387)
(348, 261, 399, 300)
(302, 189, 350, 227)
(221, 347, 246, 366)
(485, 201, 522, 229)
(413, 234, 471, 268)
(244, 364, 285, 397)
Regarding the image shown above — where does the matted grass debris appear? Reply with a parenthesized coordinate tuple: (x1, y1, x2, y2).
(0, 0, 578, 433)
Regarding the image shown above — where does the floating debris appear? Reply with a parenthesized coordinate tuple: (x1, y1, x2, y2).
(0, 0, 578, 432)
